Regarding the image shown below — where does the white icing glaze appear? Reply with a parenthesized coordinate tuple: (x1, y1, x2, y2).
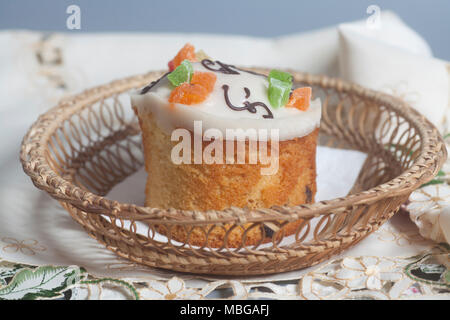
(130, 61, 321, 141)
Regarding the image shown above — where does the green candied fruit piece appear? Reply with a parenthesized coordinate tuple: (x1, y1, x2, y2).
(268, 77, 292, 108)
(167, 60, 194, 87)
(268, 69, 293, 84)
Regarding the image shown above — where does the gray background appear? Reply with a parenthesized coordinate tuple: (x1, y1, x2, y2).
(1, 0, 449, 60)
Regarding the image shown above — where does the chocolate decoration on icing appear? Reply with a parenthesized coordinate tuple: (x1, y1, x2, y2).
(201, 59, 268, 78)
(222, 85, 274, 119)
(201, 59, 240, 75)
(140, 72, 170, 94)
(140, 83, 154, 95)
(244, 87, 250, 99)
(235, 67, 267, 78)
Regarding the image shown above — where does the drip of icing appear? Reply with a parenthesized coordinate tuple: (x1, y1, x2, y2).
(131, 61, 321, 141)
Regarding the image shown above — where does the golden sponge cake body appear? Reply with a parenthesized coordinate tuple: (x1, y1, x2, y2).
(135, 109, 318, 247)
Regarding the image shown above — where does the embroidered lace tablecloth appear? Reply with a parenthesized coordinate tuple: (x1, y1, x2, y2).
(0, 11, 449, 300)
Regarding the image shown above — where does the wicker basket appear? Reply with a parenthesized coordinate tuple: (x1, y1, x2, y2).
(20, 69, 446, 275)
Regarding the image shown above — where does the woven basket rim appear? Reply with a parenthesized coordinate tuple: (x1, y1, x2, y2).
(20, 68, 447, 224)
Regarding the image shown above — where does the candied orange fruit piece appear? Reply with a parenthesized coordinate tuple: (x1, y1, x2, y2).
(168, 71, 216, 105)
(286, 87, 312, 111)
(168, 83, 209, 105)
(191, 72, 217, 93)
(169, 43, 197, 71)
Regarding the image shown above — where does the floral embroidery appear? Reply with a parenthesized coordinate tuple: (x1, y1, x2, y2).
(332, 257, 403, 290)
(407, 184, 450, 244)
(404, 251, 450, 288)
(0, 250, 448, 300)
(375, 225, 431, 246)
(18, 33, 85, 105)
(139, 277, 202, 300)
(1, 237, 46, 256)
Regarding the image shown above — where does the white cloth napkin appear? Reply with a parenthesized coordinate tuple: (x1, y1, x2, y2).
(0, 10, 449, 282)
(338, 14, 449, 128)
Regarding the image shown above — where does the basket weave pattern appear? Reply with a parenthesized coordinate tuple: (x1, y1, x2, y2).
(21, 69, 446, 275)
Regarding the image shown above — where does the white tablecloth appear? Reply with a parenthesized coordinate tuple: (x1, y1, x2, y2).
(0, 11, 448, 300)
